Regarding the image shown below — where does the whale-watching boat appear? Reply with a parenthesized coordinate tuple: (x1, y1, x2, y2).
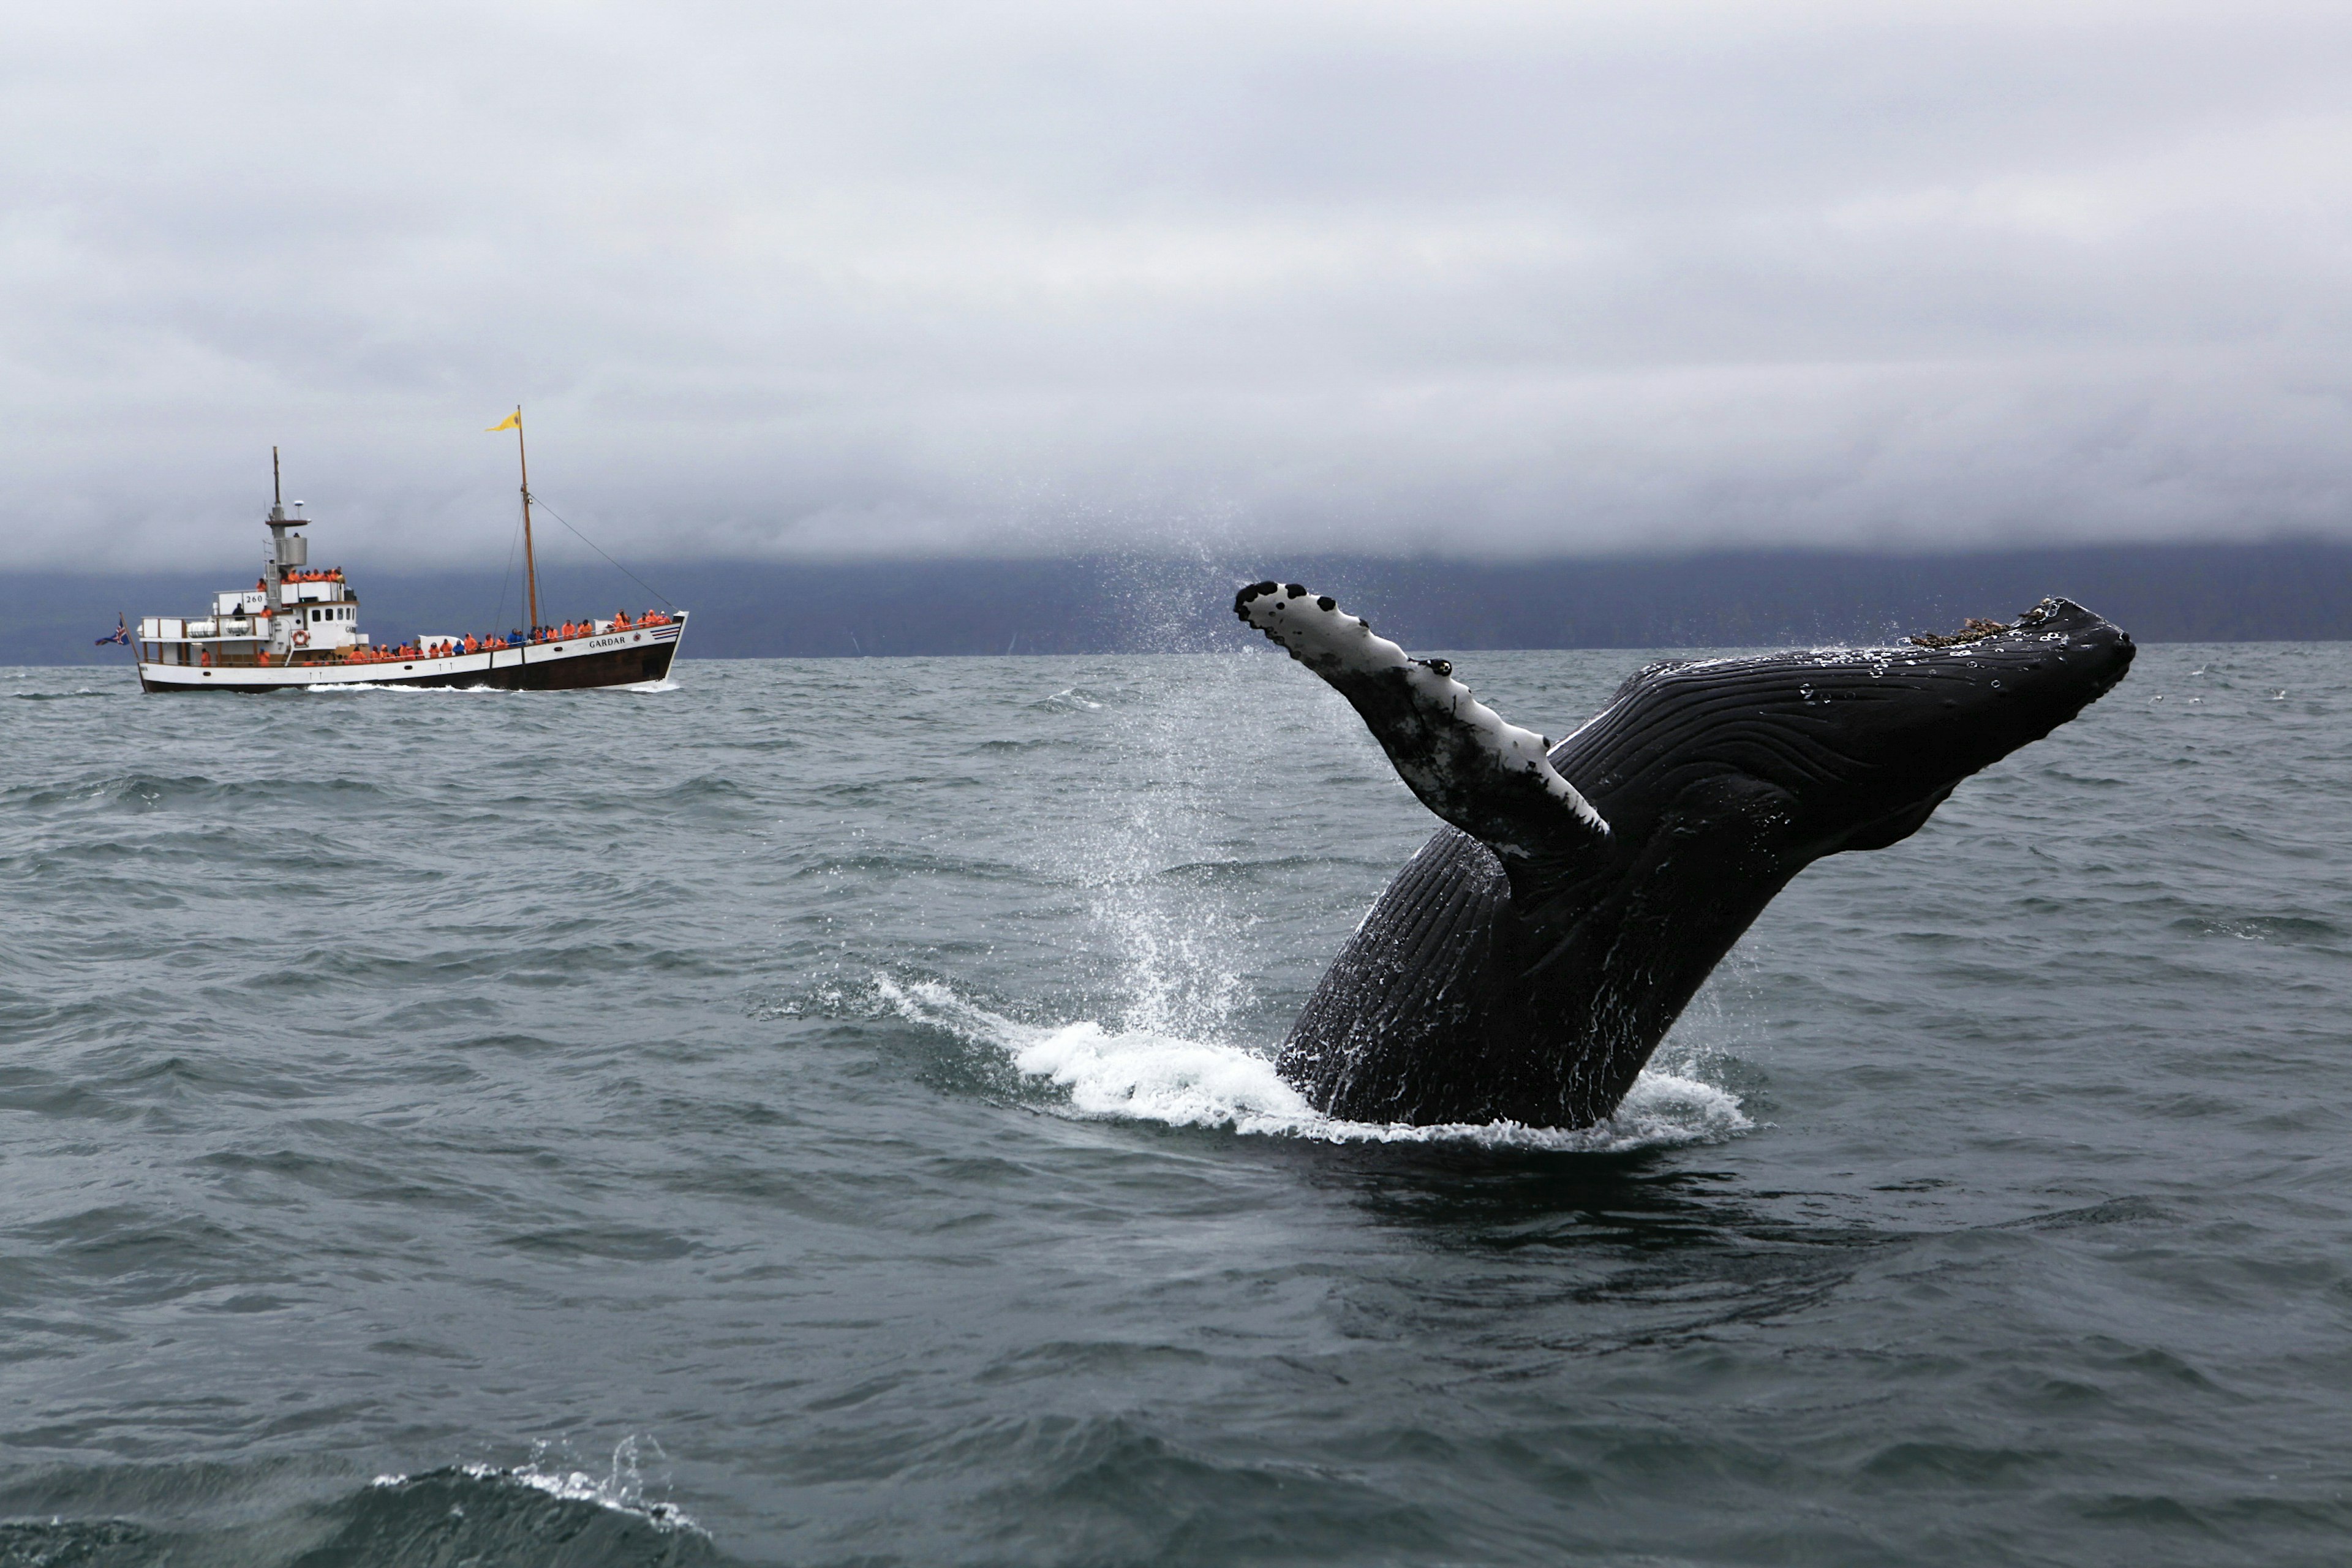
(134, 424, 687, 693)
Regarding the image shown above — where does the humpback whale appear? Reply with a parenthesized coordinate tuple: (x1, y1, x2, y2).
(1234, 582, 2135, 1129)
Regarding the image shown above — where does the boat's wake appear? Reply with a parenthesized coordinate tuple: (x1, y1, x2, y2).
(288, 678, 678, 695)
(293, 680, 516, 696)
(873, 976, 1750, 1152)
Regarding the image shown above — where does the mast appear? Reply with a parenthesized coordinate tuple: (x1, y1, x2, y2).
(513, 408, 541, 632)
(268, 444, 293, 668)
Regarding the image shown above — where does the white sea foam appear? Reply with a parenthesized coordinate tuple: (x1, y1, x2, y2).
(875, 975, 1749, 1153)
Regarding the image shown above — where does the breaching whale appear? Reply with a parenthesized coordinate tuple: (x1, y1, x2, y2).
(1234, 582, 2135, 1129)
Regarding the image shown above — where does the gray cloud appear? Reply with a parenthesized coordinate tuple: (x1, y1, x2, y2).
(6, 0, 2350, 567)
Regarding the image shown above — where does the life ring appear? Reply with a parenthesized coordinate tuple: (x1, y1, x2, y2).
(292, 628, 309, 647)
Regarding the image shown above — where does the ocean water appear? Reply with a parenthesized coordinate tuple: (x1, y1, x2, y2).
(2, 643, 2348, 1567)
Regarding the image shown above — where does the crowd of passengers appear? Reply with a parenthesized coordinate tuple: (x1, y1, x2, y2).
(342, 608, 675, 662)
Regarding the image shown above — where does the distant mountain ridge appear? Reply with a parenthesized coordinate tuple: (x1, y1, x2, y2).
(10, 540, 2350, 665)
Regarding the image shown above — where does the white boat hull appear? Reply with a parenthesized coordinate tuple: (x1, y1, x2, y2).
(138, 617, 686, 693)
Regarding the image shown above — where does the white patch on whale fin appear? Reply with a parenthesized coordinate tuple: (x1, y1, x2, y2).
(1234, 581, 1609, 841)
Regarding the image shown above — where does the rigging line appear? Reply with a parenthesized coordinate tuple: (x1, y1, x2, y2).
(493, 514, 522, 633)
(522, 492, 678, 610)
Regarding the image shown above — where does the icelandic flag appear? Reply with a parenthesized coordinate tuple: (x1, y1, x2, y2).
(96, 616, 129, 647)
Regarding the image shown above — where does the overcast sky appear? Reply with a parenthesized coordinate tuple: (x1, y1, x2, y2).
(7, 0, 2350, 568)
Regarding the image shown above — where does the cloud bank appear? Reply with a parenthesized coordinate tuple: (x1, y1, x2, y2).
(6, 0, 2350, 567)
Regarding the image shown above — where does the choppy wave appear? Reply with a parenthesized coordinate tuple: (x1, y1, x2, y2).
(0, 1444, 712, 1568)
(375, 1436, 703, 1536)
(875, 974, 1751, 1152)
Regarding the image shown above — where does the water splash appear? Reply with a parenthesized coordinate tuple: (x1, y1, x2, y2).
(876, 974, 1749, 1153)
(1065, 655, 1282, 1041)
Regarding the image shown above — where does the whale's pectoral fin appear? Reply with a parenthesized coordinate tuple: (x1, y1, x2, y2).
(1235, 582, 1610, 888)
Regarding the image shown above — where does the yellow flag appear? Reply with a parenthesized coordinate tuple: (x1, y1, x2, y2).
(486, 410, 521, 433)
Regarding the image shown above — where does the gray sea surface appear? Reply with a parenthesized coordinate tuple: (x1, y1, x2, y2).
(2, 644, 2348, 1567)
